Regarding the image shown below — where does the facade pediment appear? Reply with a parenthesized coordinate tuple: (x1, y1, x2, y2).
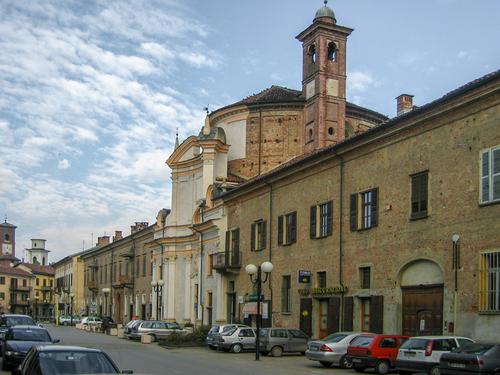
(167, 136, 201, 167)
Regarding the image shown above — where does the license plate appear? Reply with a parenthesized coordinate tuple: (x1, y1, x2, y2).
(404, 352, 416, 357)
(449, 363, 466, 368)
(310, 346, 318, 351)
(352, 359, 362, 363)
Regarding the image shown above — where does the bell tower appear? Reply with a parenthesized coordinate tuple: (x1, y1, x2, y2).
(296, 1, 353, 152)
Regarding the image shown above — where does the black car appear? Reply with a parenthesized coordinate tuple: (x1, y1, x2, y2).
(0, 315, 36, 355)
(1, 325, 58, 370)
(439, 342, 500, 374)
(13, 345, 133, 374)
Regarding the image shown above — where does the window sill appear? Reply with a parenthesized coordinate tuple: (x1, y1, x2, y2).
(311, 234, 332, 240)
(479, 200, 500, 208)
(280, 312, 292, 315)
(282, 242, 296, 247)
(478, 310, 500, 315)
(410, 213, 428, 221)
(252, 248, 266, 252)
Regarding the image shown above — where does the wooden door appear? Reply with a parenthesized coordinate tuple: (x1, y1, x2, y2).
(299, 298, 312, 337)
(402, 285, 443, 336)
(319, 300, 328, 338)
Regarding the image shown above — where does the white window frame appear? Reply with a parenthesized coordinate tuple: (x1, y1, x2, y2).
(480, 146, 500, 204)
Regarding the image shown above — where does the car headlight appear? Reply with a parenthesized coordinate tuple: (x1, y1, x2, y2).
(5, 350, 21, 356)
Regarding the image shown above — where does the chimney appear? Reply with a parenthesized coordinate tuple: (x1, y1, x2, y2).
(131, 222, 149, 234)
(113, 231, 123, 242)
(396, 94, 414, 116)
(97, 236, 110, 247)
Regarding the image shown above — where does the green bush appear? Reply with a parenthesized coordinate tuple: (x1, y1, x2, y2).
(160, 326, 211, 346)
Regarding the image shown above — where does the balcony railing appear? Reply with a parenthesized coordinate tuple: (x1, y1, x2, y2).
(11, 300, 29, 306)
(9, 285, 32, 292)
(212, 251, 241, 274)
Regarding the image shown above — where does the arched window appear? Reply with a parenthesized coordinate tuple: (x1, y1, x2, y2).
(328, 42, 337, 61)
(42, 257, 46, 265)
(33, 256, 38, 264)
(308, 44, 316, 64)
(4, 234, 9, 241)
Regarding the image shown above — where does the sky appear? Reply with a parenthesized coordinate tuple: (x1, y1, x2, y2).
(0, 0, 499, 262)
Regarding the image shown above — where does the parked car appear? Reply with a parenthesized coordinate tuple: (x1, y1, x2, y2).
(124, 320, 142, 339)
(213, 326, 256, 353)
(347, 333, 409, 374)
(206, 324, 250, 350)
(57, 315, 81, 326)
(0, 314, 36, 354)
(259, 327, 309, 357)
(396, 336, 475, 375)
(1, 325, 59, 370)
(128, 320, 186, 341)
(12, 345, 133, 374)
(439, 342, 500, 375)
(306, 332, 368, 368)
(80, 316, 102, 326)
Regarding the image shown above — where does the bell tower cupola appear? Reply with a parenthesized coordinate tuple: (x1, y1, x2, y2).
(296, 1, 353, 152)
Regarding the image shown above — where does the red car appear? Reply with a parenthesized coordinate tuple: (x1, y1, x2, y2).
(347, 334, 409, 374)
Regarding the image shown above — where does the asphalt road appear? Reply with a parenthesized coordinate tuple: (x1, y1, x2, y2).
(0, 325, 363, 375)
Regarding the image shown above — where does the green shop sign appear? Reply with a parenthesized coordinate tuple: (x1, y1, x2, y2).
(298, 286, 348, 297)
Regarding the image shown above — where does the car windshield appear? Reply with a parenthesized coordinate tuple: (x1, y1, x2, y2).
(39, 351, 118, 374)
(5, 316, 35, 326)
(322, 333, 348, 343)
(7, 329, 51, 342)
(208, 326, 219, 334)
(455, 343, 494, 355)
(400, 338, 428, 350)
(350, 335, 374, 347)
(167, 323, 180, 329)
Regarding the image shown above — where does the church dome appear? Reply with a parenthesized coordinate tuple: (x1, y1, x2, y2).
(314, 1, 336, 22)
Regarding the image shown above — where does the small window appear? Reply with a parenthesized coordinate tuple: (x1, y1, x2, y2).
(360, 267, 371, 289)
(328, 42, 337, 61)
(310, 201, 333, 239)
(225, 228, 240, 266)
(0, 277, 4, 285)
(278, 212, 297, 246)
(350, 188, 379, 231)
(281, 276, 292, 313)
(207, 254, 213, 276)
(4, 234, 9, 241)
(481, 146, 500, 204)
(411, 172, 429, 219)
(251, 220, 266, 251)
(309, 44, 316, 63)
(479, 250, 500, 312)
(317, 271, 327, 288)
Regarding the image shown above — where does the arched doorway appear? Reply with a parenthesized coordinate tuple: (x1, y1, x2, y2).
(400, 259, 444, 336)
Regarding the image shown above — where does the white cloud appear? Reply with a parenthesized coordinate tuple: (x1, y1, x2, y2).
(456, 50, 469, 59)
(348, 71, 377, 92)
(58, 159, 71, 169)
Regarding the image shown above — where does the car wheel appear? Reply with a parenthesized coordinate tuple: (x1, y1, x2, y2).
(231, 343, 243, 353)
(150, 334, 157, 343)
(271, 346, 283, 357)
(320, 361, 333, 368)
(340, 354, 353, 369)
(354, 365, 366, 373)
(429, 365, 440, 375)
(376, 360, 390, 375)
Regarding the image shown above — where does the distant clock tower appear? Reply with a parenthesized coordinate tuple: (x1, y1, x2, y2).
(0, 218, 16, 256)
(296, 1, 353, 152)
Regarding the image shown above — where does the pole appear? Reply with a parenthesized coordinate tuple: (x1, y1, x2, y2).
(55, 294, 59, 326)
(255, 267, 261, 361)
(156, 286, 161, 320)
(70, 296, 74, 326)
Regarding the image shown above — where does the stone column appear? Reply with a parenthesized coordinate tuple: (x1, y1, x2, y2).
(151, 257, 157, 319)
(184, 256, 192, 322)
(167, 256, 176, 321)
(135, 294, 139, 317)
(216, 274, 225, 322)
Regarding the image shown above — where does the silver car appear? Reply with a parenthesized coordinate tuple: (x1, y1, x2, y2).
(213, 326, 256, 353)
(206, 324, 250, 349)
(306, 332, 366, 368)
(129, 320, 186, 341)
(259, 327, 309, 357)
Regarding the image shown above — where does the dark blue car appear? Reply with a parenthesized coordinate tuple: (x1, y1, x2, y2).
(1, 325, 58, 370)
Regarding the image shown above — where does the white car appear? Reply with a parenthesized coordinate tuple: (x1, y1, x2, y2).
(80, 316, 102, 326)
(395, 336, 474, 375)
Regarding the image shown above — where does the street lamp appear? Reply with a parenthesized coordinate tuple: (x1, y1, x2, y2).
(151, 280, 165, 320)
(102, 288, 111, 318)
(245, 261, 273, 361)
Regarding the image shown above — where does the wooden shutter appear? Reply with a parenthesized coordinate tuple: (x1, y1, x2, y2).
(261, 221, 267, 250)
(327, 297, 341, 334)
(277, 215, 283, 246)
(290, 212, 297, 244)
(250, 223, 255, 251)
(420, 173, 428, 212)
(326, 201, 333, 235)
(371, 188, 379, 227)
(299, 298, 313, 337)
(343, 296, 354, 331)
(310, 205, 317, 239)
(370, 295, 384, 334)
(234, 228, 240, 256)
(350, 194, 358, 231)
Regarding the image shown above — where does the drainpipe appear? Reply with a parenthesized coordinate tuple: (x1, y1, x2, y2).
(258, 109, 263, 175)
(335, 152, 345, 329)
(197, 201, 206, 327)
(265, 180, 274, 324)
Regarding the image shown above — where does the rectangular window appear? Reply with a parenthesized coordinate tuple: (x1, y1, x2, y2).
(22, 279, 27, 287)
(224, 228, 240, 266)
(207, 254, 213, 276)
(479, 250, 500, 312)
(481, 146, 500, 204)
(281, 275, 292, 313)
(350, 188, 379, 231)
(411, 172, 428, 219)
(136, 257, 140, 277)
(143, 255, 147, 277)
(251, 220, 267, 251)
(310, 201, 333, 239)
(0, 292, 4, 300)
(278, 212, 297, 246)
(360, 267, 371, 289)
(317, 271, 327, 288)
(36, 278, 40, 286)
(0, 277, 4, 285)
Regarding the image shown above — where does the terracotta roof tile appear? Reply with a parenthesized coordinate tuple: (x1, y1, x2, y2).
(0, 265, 33, 277)
(23, 263, 55, 276)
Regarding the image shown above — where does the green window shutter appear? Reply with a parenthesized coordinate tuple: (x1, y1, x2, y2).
(370, 295, 384, 334)
(481, 150, 490, 203)
(411, 175, 419, 214)
(310, 205, 317, 239)
(371, 188, 379, 227)
(277, 216, 283, 246)
(261, 221, 267, 250)
(250, 223, 255, 251)
(420, 173, 428, 212)
(326, 201, 333, 235)
(350, 194, 358, 231)
(290, 212, 297, 244)
(234, 228, 240, 255)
